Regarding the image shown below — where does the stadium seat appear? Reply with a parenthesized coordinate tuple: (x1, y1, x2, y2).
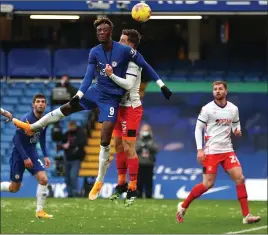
(1, 134, 14, 143)
(8, 49, 51, 78)
(12, 82, 27, 89)
(0, 50, 6, 77)
(1, 97, 18, 105)
(17, 105, 31, 113)
(0, 104, 14, 112)
(23, 88, 43, 97)
(225, 72, 243, 82)
(6, 89, 23, 96)
(28, 83, 45, 89)
(54, 49, 89, 78)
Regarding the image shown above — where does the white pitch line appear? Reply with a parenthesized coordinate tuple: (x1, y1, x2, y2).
(226, 225, 268, 234)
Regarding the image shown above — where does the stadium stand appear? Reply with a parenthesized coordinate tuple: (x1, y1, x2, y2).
(0, 49, 266, 81)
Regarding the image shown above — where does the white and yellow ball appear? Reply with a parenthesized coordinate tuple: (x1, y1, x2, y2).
(131, 3, 152, 23)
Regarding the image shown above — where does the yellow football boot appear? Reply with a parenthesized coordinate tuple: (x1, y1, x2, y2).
(12, 118, 34, 136)
(88, 181, 103, 200)
(35, 210, 53, 219)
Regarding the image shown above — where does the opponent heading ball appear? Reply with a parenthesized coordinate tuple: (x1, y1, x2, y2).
(131, 3, 152, 23)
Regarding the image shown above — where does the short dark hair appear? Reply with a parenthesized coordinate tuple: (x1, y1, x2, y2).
(122, 29, 141, 49)
(32, 93, 46, 103)
(94, 17, 114, 29)
(213, 81, 227, 90)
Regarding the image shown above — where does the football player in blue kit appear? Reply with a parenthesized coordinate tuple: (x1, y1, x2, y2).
(13, 17, 172, 200)
(1, 94, 52, 218)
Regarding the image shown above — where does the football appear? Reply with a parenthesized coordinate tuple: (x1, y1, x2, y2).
(131, 3, 152, 23)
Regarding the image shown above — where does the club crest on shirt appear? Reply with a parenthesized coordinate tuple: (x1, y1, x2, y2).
(112, 61, 118, 67)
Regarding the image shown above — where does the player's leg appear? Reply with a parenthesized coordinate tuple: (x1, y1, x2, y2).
(223, 152, 261, 224)
(88, 120, 115, 200)
(28, 155, 52, 218)
(177, 155, 218, 223)
(109, 135, 128, 201)
(88, 94, 120, 200)
(1, 151, 24, 192)
(122, 106, 143, 206)
(34, 170, 53, 218)
(13, 100, 84, 135)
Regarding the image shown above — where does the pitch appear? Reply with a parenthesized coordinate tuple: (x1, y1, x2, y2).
(1, 198, 267, 234)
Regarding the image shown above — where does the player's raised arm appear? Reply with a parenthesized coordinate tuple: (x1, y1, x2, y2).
(76, 49, 97, 99)
(1, 107, 13, 122)
(105, 62, 138, 90)
(126, 48, 172, 100)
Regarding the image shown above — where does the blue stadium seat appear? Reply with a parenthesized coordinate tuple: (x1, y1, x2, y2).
(6, 89, 23, 96)
(54, 49, 89, 78)
(1, 134, 14, 143)
(23, 88, 43, 96)
(225, 72, 243, 82)
(0, 104, 14, 112)
(244, 73, 261, 82)
(1, 97, 18, 105)
(8, 49, 51, 78)
(1, 50, 6, 77)
(28, 83, 45, 89)
(12, 82, 27, 89)
(1, 142, 10, 150)
(17, 105, 31, 113)
(1, 149, 6, 157)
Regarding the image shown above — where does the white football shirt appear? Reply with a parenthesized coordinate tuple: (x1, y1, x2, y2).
(120, 61, 142, 108)
(197, 101, 240, 154)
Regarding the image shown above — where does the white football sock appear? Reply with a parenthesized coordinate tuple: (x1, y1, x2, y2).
(31, 108, 65, 131)
(1, 182, 11, 192)
(36, 184, 48, 212)
(95, 145, 110, 182)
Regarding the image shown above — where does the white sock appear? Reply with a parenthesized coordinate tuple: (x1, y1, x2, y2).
(31, 108, 65, 131)
(96, 145, 110, 182)
(1, 182, 11, 192)
(36, 184, 48, 212)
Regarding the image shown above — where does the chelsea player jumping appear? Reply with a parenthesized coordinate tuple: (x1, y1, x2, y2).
(13, 17, 172, 200)
(1, 94, 52, 219)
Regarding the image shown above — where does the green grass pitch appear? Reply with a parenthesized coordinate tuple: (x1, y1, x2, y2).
(1, 198, 267, 234)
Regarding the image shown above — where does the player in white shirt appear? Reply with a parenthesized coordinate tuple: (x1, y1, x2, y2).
(176, 81, 261, 224)
(1, 107, 13, 122)
(102, 29, 166, 206)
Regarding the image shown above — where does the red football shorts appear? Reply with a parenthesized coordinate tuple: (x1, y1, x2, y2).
(202, 151, 241, 174)
(113, 105, 143, 141)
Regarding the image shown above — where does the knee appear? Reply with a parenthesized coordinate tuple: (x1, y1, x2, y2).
(124, 146, 136, 159)
(101, 141, 110, 147)
(234, 174, 245, 185)
(115, 142, 124, 153)
(9, 183, 21, 193)
(38, 176, 48, 186)
(203, 179, 215, 189)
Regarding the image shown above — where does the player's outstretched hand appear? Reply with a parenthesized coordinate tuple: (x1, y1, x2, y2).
(3, 110, 13, 122)
(161, 85, 172, 100)
(197, 149, 206, 165)
(105, 64, 113, 77)
(69, 95, 80, 108)
(44, 157, 50, 168)
(234, 128, 242, 137)
(24, 158, 33, 169)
